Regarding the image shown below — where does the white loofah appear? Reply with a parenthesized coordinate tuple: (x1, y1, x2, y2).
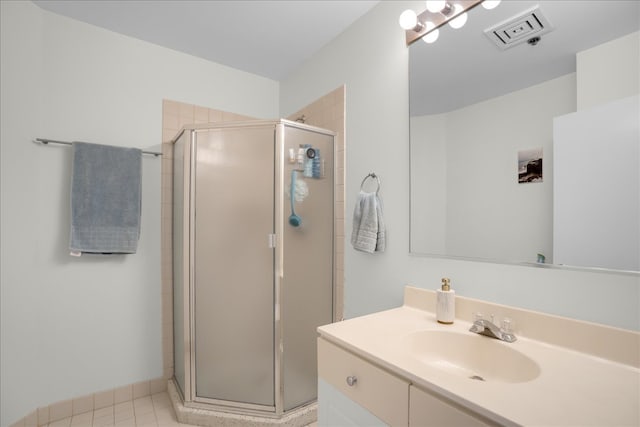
(287, 175, 309, 202)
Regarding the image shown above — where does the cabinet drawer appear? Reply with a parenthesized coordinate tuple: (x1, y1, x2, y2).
(318, 337, 409, 427)
(410, 385, 495, 427)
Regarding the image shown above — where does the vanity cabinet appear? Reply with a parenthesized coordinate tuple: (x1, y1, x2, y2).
(318, 337, 497, 427)
(409, 385, 494, 427)
(318, 287, 640, 427)
(317, 337, 409, 426)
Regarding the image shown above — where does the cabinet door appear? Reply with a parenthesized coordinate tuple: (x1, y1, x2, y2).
(318, 379, 388, 427)
(318, 338, 409, 426)
(409, 385, 493, 427)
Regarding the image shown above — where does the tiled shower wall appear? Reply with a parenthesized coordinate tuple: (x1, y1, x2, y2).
(160, 85, 346, 382)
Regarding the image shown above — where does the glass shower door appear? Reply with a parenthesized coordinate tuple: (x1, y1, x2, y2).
(192, 126, 276, 409)
(281, 124, 334, 411)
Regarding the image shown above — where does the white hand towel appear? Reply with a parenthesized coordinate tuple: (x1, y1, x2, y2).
(351, 191, 386, 253)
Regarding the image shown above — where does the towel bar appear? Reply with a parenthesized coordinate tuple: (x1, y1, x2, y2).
(34, 138, 162, 157)
(360, 173, 381, 194)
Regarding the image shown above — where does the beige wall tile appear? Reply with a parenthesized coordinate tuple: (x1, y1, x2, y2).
(93, 389, 114, 410)
(9, 416, 25, 427)
(162, 99, 179, 116)
(336, 184, 345, 203)
(163, 128, 180, 144)
(208, 108, 223, 122)
(194, 106, 209, 124)
(335, 164, 345, 185)
(161, 143, 173, 155)
(114, 385, 132, 404)
(176, 117, 193, 130)
(161, 278, 172, 298)
(162, 113, 180, 132)
(163, 366, 173, 380)
(23, 410, 37, 427)
(71, 395, 93, 416)
(49, 399, 72, 423)
(222, 111, 251, 122)
(132, 381, 150, 399)
(69, 411, 92, 427)
(178, 102, 194, 122)
(47, 417, 71, 427)
(37, 406, 50, 426)
(149, 378, 167, 394)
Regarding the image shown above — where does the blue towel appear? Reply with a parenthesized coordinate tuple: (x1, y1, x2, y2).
(70, 142, 142, 254)
(351, 191, 386, 253)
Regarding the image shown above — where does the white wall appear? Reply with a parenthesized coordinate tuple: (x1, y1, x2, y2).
(0, 2, 278, 426)
(554, 95, 639, 271)
(411, 74, 576, 263)
(410, 114, 447, 254)
(281, 1, 413, 319)
(281, 1, 639, 330)
(577, 31, 639, 110)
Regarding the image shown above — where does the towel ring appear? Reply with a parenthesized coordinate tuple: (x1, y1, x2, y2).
(360, 173, 381, 194)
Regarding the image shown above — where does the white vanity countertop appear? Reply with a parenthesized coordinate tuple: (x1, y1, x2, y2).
(318, 289, 640, 427)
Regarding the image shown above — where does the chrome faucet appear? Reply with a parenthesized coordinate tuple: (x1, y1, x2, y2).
(469, 314, 517, 343)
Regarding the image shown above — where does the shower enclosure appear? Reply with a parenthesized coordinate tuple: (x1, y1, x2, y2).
(172, 120, 335, 419)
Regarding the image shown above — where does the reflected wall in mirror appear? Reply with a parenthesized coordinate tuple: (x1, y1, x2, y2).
(409, 0, 639, 272)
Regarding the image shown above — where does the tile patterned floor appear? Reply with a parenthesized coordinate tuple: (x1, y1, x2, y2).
(46, 393, 181, 427)
(44, 392, 318, 427)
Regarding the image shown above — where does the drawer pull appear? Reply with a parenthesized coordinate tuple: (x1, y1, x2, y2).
(346, 375, 358, 386)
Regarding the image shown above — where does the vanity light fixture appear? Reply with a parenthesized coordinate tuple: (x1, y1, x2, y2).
(426, 0, 448, 13)
(400, 0, 501, 46)
(399, 9, 423, 31)
(448, 4, 468, 29)
(423, 22, 440, 44)
(482, 0, 501, 10)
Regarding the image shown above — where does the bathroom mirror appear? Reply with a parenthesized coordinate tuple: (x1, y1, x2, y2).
(409, 0, 639, 272)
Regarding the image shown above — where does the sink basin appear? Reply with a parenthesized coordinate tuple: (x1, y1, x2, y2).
(401, 330, 541, 383)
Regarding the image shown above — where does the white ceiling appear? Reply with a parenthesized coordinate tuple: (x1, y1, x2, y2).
(32, 0, 379, 81)
(30, 0, 640, 114)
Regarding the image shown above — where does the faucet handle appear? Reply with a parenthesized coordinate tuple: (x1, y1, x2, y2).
(500, 317, 514, 334)
(473, 312, 484, 322)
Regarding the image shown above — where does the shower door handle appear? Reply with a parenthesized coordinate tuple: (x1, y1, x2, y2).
(268, 233, 276, 248)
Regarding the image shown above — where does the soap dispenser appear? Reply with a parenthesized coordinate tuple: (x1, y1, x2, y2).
(436, 277, 455, 324)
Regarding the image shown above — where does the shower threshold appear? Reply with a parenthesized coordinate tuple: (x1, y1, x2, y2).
(167, 379, 318, 427)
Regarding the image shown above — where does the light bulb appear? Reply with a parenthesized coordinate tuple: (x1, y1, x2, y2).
(482, 0, 501, 10)
(399, 9, 418, 30)
(422, 22, 439, 44)
(426, 0, 446, 13)
(448, 4, 467, 29)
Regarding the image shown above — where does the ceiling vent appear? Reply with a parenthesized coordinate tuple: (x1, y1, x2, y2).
(484, 5, 554, 50)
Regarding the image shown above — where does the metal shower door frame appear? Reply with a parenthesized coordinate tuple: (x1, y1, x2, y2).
(174, 120, 335, 417)
(187, 123, 279, 414)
